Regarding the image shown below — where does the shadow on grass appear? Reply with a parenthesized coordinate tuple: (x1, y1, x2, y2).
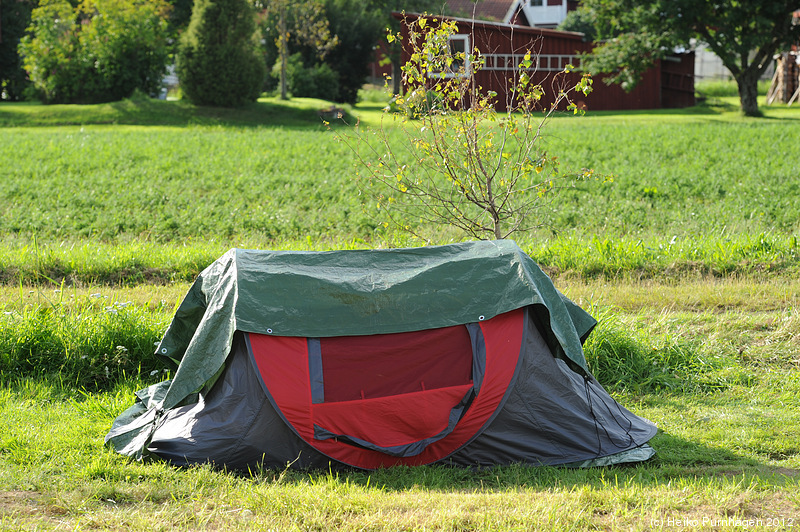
(0, 97, 357, 130)
(576, 98, 800, 122)
(276, 430, 795, 493)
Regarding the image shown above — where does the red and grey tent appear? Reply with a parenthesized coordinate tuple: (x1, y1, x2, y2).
(106, 241, 656, 469)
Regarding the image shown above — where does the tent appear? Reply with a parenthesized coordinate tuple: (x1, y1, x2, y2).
(106, 240, 657, 470)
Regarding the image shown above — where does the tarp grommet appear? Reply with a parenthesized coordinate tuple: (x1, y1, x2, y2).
(266, 328, 273, 334)
(478, 315, 485, 321)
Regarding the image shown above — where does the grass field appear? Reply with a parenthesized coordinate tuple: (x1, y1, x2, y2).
(2, 93, 799, 246)
(1, 87, 799, 529)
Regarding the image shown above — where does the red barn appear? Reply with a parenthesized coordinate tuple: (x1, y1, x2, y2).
(395, 12, 694, 111)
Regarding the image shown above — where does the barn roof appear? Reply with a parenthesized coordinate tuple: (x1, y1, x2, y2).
(394, 11, 585, 41)
(446, 0, 516, 22)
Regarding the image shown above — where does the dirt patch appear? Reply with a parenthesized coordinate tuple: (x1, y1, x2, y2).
(0, 490, 73, 528)
(0, 491, 40, 517)
(771, 466, 800, 477)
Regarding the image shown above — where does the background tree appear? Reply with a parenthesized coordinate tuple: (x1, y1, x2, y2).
(1, 0, 38, 100)
(574, 0, 800, 116)
(258, 0, 335, 100)
(271, 51, 339, 100)
(165, 0, 193, 33)
(79, 0, 172, 101)
(19, 0, 170, 104)
(256, 0, 437, 102)
(317, 0, 383, 104)
(177, 0, 265, 107)
(557, 8, 598, 42)
(340, 16, 595, 241)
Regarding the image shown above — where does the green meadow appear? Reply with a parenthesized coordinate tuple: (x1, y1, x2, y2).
(1, 88, 799, 529)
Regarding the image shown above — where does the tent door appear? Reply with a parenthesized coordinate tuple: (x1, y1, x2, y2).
(307, 323, 486, 457)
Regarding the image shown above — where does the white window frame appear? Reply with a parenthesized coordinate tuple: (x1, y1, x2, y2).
(429, 34, 471, 79)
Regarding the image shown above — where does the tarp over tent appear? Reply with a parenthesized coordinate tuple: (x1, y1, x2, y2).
(106, 240, 656, 470)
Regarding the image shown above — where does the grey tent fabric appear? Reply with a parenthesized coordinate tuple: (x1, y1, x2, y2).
(148, 333, 330, 470)
(446, 312, 656, 466)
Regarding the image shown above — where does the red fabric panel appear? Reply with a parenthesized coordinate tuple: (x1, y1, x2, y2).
(249, 308, 525, 469)
(312, 385, 472, 447)
(249, 335, 314, 440)
(320, 326, 473, 402)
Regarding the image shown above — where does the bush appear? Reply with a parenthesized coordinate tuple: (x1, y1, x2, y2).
(273, 53, 339, 100)
(320, 0, 383, 104)
(177, 0, 266, 107)
(0, 0, 36, 101)
(341, 16, 594, 241)
(18, 1, 82, 104)
(19, 0, 171, 104)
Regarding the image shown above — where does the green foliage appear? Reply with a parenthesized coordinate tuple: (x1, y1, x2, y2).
(343, 15, 594, 240)
(271, 53, 340, 100)
(78, 0, 172, 101)
(259, 0, 337, 101)
(0, 293, 169, 390)
(576, 0, 800, 116)
(18, 0, 171, 104)
(18, 0, 82, 104)
(365, 0, 442, 95)
(319, 0, 384, 104)
(177, 0, 265, 107)
(557, 8, 598, 41)
(165, 0, 194, 34)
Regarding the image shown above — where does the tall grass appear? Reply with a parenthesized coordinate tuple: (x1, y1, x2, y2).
(583, 307, 749, 394)
(694, 78, 772, 98)
(529, 232, 800, 279)
(0, 288, 761, 395)
(0, 232, 796, 288)
(0, 292, 170, 390)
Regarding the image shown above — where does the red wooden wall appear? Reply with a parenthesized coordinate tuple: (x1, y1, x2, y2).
(396, 13, 694, 112)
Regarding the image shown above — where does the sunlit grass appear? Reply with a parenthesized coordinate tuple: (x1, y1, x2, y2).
(1, 97, 799, 248)
(1, 362, 797, 530)
(1, 233, 797, 288)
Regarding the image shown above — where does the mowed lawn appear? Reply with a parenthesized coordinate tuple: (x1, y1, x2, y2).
(0, 93, 799, 530)
(1, 94, 800, 245)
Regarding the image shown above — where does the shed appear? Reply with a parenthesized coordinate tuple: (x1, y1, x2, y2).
(395, 12, 695, 111)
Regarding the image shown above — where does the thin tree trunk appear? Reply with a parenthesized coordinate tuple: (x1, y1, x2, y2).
(279, 5, 288, 100)
(391, 51, 402, 95)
